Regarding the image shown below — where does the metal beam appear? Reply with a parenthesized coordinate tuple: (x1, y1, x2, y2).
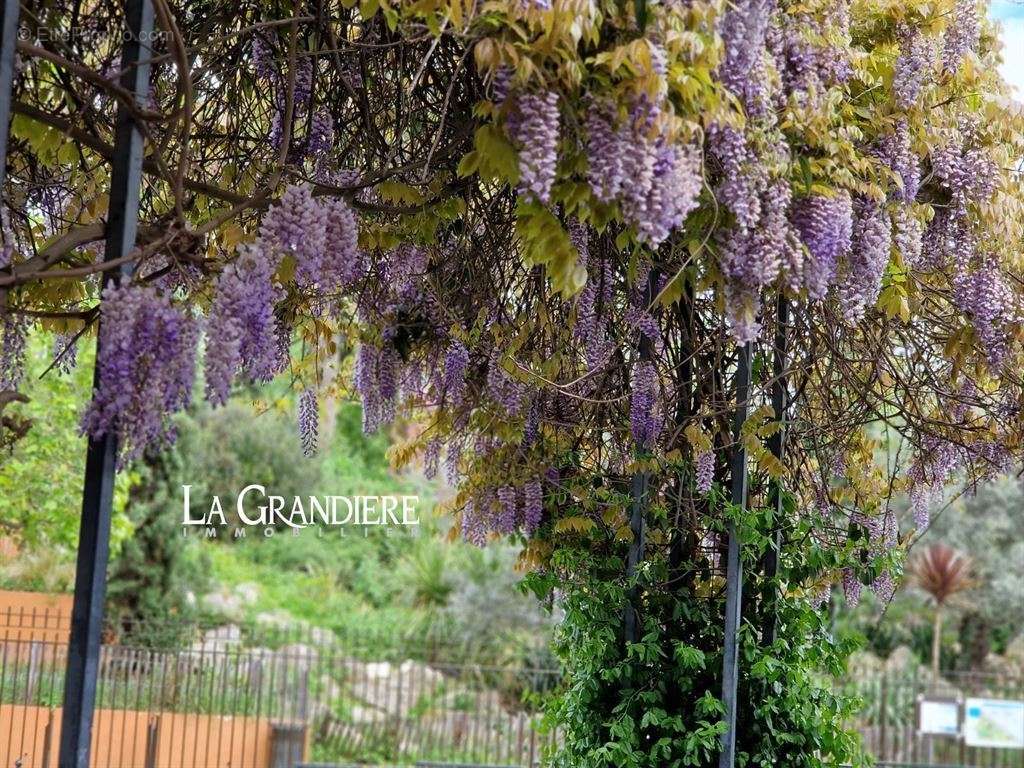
(0, 0, 19, 185)
(623, 470, 648, 642)
(624, 271, 659, 644)
(719, 341, 752, 768)
(59, 1, 153, 765)
(762, 294, 789, 646)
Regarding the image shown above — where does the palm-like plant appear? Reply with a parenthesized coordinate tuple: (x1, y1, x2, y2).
(911, 543, 975, 677)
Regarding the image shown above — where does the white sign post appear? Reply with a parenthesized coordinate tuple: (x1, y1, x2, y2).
(918, 698, 961, 737)
(963, 698, 1024, 749)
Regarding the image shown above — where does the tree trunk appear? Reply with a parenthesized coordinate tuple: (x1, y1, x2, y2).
(932, 605, 943, 679)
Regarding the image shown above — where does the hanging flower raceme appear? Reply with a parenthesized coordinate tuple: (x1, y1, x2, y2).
(458, 477, 550, 546)
(52, 331, 78, 375)
(0, 312, 27, 392)
(893, 25, 932, 109)
(839, 198, 892, 322)
(259, 183, 327, 290)
(523, 480, 543, 534)
(205, 241, 284, 405)
(507, 90, 560, 204)
(320, 195, 364, 290)
(792, 191, 853, 301)
(942, 0, 980, 73)
(842, 567, 862, 607)
(953, 254, 1015, 371)
(932, 133, 998, 213)
(306, 109, 334, 158)
(716, 0, 773, 113)
(297, 387, 319, 457)
(442, 340, 470, 407)
(881, 119, 921, 205)
(586, 97, 702, 247)
(906, 436, 961, 530)
(496, 485, 518, 534)
(250, 36, 276, 81)
(695, 450, 714, 494)
(630, 361, 661, 449)
(81, 282, 199, 464)
(204, 184, 365, 405)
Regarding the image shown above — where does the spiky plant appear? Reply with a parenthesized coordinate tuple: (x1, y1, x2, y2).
(911, 543, 974, 677)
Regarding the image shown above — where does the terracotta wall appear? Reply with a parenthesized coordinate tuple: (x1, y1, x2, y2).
(0, 591, 295, 766)
(0, 704, 274, 768)
(0, 589, 73, 645)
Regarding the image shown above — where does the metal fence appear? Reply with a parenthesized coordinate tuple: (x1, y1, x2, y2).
(0, 607, 560, 768)
(844, 671, 1024, 768)
(11, 605, 1024, 768)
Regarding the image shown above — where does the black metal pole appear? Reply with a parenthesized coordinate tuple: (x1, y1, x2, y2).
(623, 471, 648, 642)
(761, 295, 788, 645)
(0, 0, 19, 184)
(624, 271, 658, 643)
(719, 341, 752, 768)
(59, 1, 153, 766)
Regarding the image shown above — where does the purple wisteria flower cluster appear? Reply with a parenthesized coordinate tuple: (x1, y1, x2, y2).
(0, 313, 27, 392)
(461, 478, 549, 545)
(695, 450, 714, 494)
(839, 199, 892, 323)
(205, 184, 363, 405)
(298, 387, 319, 457)
(942, 0, 979, 73)
(905, 432, 1011, 531)
(630, 362, 661, 449)
(584, 97, 701, 247)
(791, 192, 853, 301)
(953, 255, 1014, 371)
(507, 91, 560, 205)
(81, 282, 199, 464)
(841, 568, 862, 608)
(52, 331, 78, 375)
(893, 24, 932, 109)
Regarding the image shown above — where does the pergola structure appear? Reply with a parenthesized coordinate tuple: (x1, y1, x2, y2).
(0, 0, 153, 765)
(0, 2, 790, 766)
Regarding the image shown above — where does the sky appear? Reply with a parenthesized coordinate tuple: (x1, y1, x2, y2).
(992, 0, 1024, 96)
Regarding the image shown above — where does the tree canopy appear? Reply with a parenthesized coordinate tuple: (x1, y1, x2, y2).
(2, 0, 1021, 585)
(1, 0, 1023, 763)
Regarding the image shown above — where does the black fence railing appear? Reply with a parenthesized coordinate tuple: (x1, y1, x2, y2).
(843, 671, 1024, 768)
(9, 605, 1023, 768)
(0, 606, 561, 768)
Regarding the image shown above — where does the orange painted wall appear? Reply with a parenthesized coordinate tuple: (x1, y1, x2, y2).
(0, 589, 72, 645)
(0, 704, 274, 768)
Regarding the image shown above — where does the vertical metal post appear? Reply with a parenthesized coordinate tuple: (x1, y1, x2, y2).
(0, 0, 19, 183)
(761, 295, 788, 645)
(624, 271, 658, 644)
(719, 341, 751, 768)
(623, 471, 648, 642)
(59, 1, 153, 766)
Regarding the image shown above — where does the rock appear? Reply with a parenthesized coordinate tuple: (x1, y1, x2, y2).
(319, 673, 343, 701)
(200, 590, 242, 620)
(399, 659, 446, 690)
(364, 661, 392, 678)
(278, 642, 319, 665)
(346, 659, 450, 716)
(884, 645, 919, 674)
(234, 582, 260, 606)
(254, 609, 293, 629)
(847, 650, 883, 678)
(190, 624, 242, 657)
(206, 624, 243, 644)
(349, 704, 387, 723)
(309, 626, 338, 648)
(1003, 634, 1024, 665)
